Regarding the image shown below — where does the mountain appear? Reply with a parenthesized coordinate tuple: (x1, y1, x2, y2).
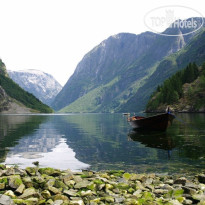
(8, 69, 62, 106)
(146, 62, 205, 112)
(123, 27, 205, 112)
(0, 60, 53, 113)
(0, 59, 8, 76)
(52, 17, 204, 113)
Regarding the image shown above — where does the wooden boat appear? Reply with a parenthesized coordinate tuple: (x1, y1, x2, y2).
(128, 112, 175, 131)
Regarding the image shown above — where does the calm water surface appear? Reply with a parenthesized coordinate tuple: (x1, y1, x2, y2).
(0, 113, 205, 175)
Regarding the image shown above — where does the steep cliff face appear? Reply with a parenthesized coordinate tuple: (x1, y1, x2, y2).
(8, 69, 62, 106)
(52, 18, 203, 113)
(123, 28, 205, 112)
(0, 59, 8, 76)
(52, 32, 158, 110)
(0, 86, 10, 112)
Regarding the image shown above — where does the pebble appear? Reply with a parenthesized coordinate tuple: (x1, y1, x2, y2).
(0, 165, 204, 204)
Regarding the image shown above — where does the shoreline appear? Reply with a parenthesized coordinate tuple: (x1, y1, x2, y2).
(0, 165, 205, 205)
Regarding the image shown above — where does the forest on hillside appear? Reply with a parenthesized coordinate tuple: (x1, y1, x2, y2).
(0, 74, 53, 113)
(146, 62, 205, 111)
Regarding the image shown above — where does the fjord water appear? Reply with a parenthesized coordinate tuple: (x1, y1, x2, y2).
(0, 113, 205, 175)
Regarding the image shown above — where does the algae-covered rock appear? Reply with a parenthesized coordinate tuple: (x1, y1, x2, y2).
(86, 182, 96, 191)
(81, 171, 94, 178)
(0, 165, 6, 170)
(73, 176, 83, 183)
(41, 190, 51, 199)
(69, 199, 84, 205)
(22, 177, 33, 188)
(32, 176, 45, 184)
(45, 179, 55, 187)
(174, 177, 187, 186)
(0, 183, 5, 190)
(63, 189, 78, 197)
(4, 168, 16, 176)
(62, 173, 74, 185)
(13, 199, 28, 204)
(48, 186, 61, 194)
(25, 167, 37, 176)
(124, 198, 139, 205)
(9, 175, 23, 189)
(74, 180, 90, 189)
(53, 194, 69, 202)
(19, 187, 39, 199)
(123, 173, 131, 180)
(55, 179, 67, 189)
(107, 170, 125, 177)
(53, 199, 64, 205)
(26, 197, 39, 204)
(80, 190, 94, 197)
(0, 164, 205, 205)
(117, 182, 130, 190)
(39, 168, 61, 176)
(0, 177, 8, 185)
(46, 199, 54, 204)
(4, 190, 16, 198)
(15, 183, 25, 194)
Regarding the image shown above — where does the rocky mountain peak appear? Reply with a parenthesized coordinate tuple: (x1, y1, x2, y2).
(8, 69, 62, 106)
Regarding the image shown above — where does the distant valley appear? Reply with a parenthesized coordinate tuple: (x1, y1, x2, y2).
(1, 17, 205, 114)
(8, 69, 62, 106)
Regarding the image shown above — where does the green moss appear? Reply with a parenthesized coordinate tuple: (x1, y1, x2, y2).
(117, 183, 130, 190)
(38, 168, 58, 176)
(25, 167, 37, 176)
(54, 180, 67, 189)
(0, 177, 8, 184)
(87, 183, 96, 191)
(123, 173, 131, 180)
(0, 164, 6, 170)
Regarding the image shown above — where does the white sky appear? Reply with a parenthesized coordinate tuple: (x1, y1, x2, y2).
(0, 0, 204, 86)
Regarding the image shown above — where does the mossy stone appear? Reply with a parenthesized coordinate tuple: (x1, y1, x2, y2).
(41, 190, 51, 199)
(25, 167, 37, 176)
(39, 168, 61, 176)
(0, 183, 5, 190)
(0, 164, 6, 170)
(9, 175, 23, 189)
(0, 177, 8, 184)
(55, 180, 67, 189)
(22, 177, 33, 188)
(13, 199, 28, 205)
(117, 183, 130, 190)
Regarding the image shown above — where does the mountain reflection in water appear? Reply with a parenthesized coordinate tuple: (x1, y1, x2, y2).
(0, 115, 89, 171)
(5, 138, 89, 171)
(1, 113, 205, 174)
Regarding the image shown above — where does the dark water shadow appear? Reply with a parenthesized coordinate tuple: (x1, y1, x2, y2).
(128, 130, 175, 159)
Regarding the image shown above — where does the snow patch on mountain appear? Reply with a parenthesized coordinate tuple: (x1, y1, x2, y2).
(8, 69, 62, 106)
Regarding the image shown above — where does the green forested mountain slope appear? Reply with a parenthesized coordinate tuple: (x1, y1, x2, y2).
(0, 59, 53, 113)
(146, 62, 205, 112)
(54, 18, 204, 113)
(51, 18, 204, 113)
(122, 28, 205, 112)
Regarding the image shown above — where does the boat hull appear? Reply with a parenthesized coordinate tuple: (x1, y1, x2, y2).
(129, 113, 175, 131)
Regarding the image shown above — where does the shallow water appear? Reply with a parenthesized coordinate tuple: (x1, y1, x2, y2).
(0, 113, 205, 174)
